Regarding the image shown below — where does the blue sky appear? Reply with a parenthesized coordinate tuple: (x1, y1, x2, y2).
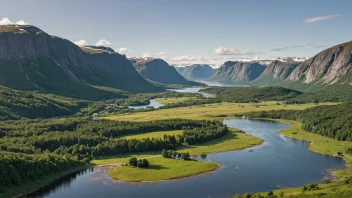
(0, 0, 351, 65)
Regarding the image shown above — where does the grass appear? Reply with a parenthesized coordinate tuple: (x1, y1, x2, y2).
(117, 130, 183, 140)
(109, 157, 219, 182)
(105, 102, 338, 121)
(155, 97, 199, 104)
(253, 119, 352, 197)
(92, 129, 263, 182)
(1, 165, 90, 198)
(177, 129, 263, 156)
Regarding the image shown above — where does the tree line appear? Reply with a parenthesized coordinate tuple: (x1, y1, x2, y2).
(235, 102, 352, 141)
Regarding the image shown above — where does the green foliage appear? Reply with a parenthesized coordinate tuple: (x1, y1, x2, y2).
(237, 102, 352, 141)
(128, 157, 138, 166)
(0, 86, 86, 120)
(202, 86, 302, 103)
(0, 151, 84, 192)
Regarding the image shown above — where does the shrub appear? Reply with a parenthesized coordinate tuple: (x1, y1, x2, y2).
(128, 157, 138, 166)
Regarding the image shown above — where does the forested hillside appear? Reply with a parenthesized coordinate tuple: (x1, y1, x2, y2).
(0, 86, 86, 120)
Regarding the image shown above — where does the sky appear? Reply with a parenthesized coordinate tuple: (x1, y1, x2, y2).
(0, 0, 351, 65)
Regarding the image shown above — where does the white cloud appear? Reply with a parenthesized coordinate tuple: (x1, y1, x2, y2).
(156, 52, 168, 56)
(304, 14, 341, 23)
(0, 17, 30, 25)
(95, 39, 112, 46)
(214, 47, 259, 56)
(142, 53, 151, 58)
(15, 20, 29, 25)
(169, 56, 204, 62)
(74, 40, 88, 46)
(115, 47, 129, 54)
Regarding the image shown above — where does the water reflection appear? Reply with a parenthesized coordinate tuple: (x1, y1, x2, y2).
(30, 119, 346, 198)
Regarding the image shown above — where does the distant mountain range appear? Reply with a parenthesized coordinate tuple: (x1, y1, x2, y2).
(0, 25, 161, 100)
(175, 64, 215, 80)
(130, 57, 196, 85)
(208, 41, 352, 87)
(209, 61, 266, 82)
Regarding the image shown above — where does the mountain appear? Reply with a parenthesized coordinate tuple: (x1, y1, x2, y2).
(175, 64, 215, 80)
(252, 60, 299, 84)
(287, 40, 352, 85)
(209, 61, 266, 82)
(0, 25, 161, 100)
(130, 57, 196, 85)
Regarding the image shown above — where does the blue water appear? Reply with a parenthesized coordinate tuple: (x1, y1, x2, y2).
(128, 99, 164, 109)
(30, 119, 345, 198)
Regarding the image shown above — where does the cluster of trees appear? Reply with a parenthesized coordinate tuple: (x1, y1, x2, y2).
(0, 151, 84, 192)
(201, 86, 302, 103)
(0, 117, 229, 193)
(182, 123, 229, 145)
(236, 102, 352, 141)
(161, 149, 191, 160)
(0, 118, 228, 159)
(128, 157, 150, 168)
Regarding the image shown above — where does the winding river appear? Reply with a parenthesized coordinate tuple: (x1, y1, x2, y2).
(28, 119, 345, 198)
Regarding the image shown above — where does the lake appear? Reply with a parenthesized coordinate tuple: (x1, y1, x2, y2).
(128, 99, 164, 109)
(28, 119, 345, 198)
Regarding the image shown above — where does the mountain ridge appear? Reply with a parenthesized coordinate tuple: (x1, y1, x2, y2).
(0, 25, 162, 100)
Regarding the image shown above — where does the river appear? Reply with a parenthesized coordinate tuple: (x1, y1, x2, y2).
(28, 119, 345, 198)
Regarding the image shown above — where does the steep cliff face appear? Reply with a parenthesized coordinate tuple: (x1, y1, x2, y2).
(175, 64, 215, 80)
(209, 61, 266, 82)
(0, 25, 161, 99)
(254, 60, 299, 83)
(288, 41, 352, 84)
(130, 57, 196, 85)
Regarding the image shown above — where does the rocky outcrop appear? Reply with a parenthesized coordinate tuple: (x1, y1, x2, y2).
(130, 57, 196, 85)
(0, 25, 161, 99)
(209, 61, 266, 82)
(175, 64, 215, 80)
(254, 60, 299, 83)
(288, 41, 352, 84)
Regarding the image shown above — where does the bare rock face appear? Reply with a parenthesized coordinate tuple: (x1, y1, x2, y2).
(209, 61, 266, 82)
(0, 25, 160, 98)
(130, 57, 196, 85)
(258, 60, 299, 81)
(288, 41, 352, 84)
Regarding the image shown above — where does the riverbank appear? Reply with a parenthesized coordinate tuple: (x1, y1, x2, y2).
(92, 129, 263, 182)
(255, 119, 352, 198)
(3, 165, 91, 198)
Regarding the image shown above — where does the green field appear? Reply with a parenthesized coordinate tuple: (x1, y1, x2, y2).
(92, 129, 262, 165)
(155, 97, 199, 104)
(118, 130, 183, 140)
(109, 157, 219, 182)
(92, 129, 262, 182)
(106, 102, 337, 121)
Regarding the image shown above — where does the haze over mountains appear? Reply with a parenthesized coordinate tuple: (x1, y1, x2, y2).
(175, 64, 215, 80)
(130, 57, 196, 85)
(0, 24, 351, 102)
(0, 25, 161, 100)
(203, 41, 352, 87)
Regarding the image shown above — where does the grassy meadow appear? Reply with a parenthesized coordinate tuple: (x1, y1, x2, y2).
(109, 157, 219, 182)
(105, 102, 338, 121)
